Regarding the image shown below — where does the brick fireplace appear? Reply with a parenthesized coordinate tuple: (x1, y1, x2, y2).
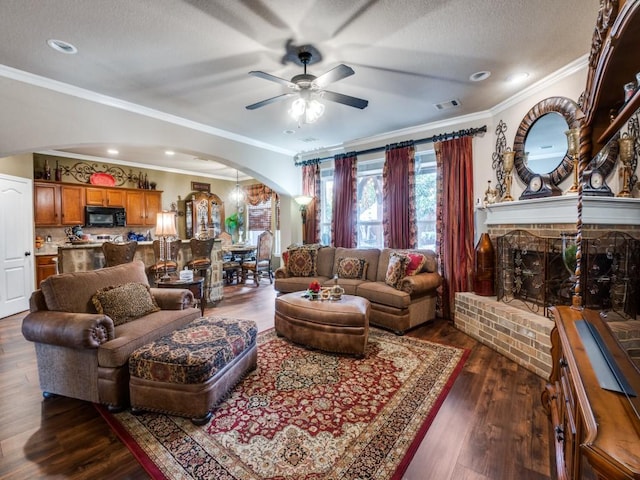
(455, 196, 640, 378)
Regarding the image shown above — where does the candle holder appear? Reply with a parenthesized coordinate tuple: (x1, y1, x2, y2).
(617, 132, 635, 197)
(565, 127, 580, 194)
(501, 148, 515, 201)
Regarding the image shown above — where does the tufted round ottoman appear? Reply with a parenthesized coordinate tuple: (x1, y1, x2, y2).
(129, 316, 257, 425)
(275, 293, 370, 357)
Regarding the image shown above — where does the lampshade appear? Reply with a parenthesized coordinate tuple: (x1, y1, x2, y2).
(294, 195, 314, 207)
(155, 211, 177, 237)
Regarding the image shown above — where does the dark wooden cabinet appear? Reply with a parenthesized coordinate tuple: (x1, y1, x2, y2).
(35, 254, 57, 287)
(34, 182, 84, 226)
(185, 191, 224, 238)
(85, 186, 126, 207)
(545, 307, 640, 480)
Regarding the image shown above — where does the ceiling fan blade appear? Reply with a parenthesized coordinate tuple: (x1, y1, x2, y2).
(313, 64, 355, 88)
(249, 70, 296, 88)
(322, 90, 368, 109)
(246, 93, 295, 110)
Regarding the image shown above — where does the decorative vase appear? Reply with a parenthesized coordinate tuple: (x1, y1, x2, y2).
(474, 233, 495, 296)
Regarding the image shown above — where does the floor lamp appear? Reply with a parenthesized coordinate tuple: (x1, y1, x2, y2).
(294, 195, 313, 244)
(155, 211, 177, 281)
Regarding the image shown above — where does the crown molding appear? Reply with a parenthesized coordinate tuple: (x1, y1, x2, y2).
(0, 65, 295, 157)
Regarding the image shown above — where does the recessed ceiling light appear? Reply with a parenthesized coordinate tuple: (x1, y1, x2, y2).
(506, 72, 530, 83)
(107, 149, 119, 155)
(469, 71, 491, 82)
(283, 129, 296, 135)
(165, 150, 175, 156)
(47, 39, 78, 55)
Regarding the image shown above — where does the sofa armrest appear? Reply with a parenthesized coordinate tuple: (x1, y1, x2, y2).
(22, 311, 114, 349)
(150, 288, 194, 310)
(275, 267, 288, 279)
(399, 272, 442, 295)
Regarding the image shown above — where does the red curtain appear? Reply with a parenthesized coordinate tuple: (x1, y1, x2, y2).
(435, 136, 475, 320)
(331, 153, 358, 247)
(302, 164, 320, 244)
(383, 142, 417, 248)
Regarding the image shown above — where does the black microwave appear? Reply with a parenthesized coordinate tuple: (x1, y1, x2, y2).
(85, 206, 126, 228)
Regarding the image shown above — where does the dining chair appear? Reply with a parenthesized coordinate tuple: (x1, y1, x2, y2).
(216, 231, 241, 284)
(186, 237, 215, 304)
(148, 239, 181, 281)
(241, 230, 274, 286)
(101, 241, 138, 267)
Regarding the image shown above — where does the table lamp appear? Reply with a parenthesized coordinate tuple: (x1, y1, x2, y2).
(155, 211, 177, 280)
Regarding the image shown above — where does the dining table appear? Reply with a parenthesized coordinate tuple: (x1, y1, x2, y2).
(221, 244, 256, 283)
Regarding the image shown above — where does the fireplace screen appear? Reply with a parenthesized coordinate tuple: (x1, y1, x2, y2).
(497, 230, 639, 319)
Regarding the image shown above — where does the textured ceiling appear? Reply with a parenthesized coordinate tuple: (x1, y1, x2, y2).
(0, 0, 599, 179)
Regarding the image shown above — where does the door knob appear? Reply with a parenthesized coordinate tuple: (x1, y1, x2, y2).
(25, 251, 32, 256)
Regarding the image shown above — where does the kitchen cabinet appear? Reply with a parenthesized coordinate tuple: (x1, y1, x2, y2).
(126, 190, 162, 226)
(85, 187, 126, 207)
(34, 182, 84, 226)
(35, 254, 58, 287)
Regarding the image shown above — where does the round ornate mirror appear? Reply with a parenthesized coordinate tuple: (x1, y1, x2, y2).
(513, 96, 581, 186)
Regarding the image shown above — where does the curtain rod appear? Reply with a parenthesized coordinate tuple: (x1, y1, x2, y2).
(293, 125, 487, 167)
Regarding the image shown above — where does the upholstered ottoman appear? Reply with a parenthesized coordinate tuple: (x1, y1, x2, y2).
(275, 293, 370, 357)
(129, 316, 257, 425)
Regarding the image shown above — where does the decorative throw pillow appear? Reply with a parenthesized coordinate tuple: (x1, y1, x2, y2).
(385, 252, 409, 289)
(92, 282, 159, 326)
(286, 247, 318, 277)
(336, 257, 368, 279)
(405, 252, 428, 276)
(282, 250, 290, 269)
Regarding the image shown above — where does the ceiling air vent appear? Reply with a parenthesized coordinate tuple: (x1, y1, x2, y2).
(300, 137, 319, 143)
(433, 99, 461, 110)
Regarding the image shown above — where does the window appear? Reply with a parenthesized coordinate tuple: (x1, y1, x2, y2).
(319, 148, 437, 249)
(415, 151, 437, 250)
(246, 198, 279, 252)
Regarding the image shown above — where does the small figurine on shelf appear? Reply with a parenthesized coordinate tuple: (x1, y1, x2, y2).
(43, 158, 51, 180)
(482, 180, 498, 207)
(144, 173, 149, 189)
(54, 160, 62, 181)
(137, 171, 143, 189)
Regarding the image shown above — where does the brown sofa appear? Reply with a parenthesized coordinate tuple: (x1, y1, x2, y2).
(274, 246, 442, 334)
(22, 260, 201, 410)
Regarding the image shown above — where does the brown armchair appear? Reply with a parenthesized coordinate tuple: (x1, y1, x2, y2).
(21, 261, 200, 410)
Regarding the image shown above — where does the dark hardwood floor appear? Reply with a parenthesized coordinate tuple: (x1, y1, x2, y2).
(0, 284, 553, 479)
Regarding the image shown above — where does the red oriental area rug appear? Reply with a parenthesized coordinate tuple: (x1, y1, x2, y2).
(98, 328, 468, 480)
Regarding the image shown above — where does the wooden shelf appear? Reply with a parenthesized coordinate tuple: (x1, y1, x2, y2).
(597, 90, 640, 145)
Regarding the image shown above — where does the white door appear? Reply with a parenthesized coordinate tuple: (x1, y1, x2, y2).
(0, 174, 33, 318)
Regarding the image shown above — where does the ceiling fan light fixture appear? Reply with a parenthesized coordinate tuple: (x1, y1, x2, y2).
(289, 97, 325, 124)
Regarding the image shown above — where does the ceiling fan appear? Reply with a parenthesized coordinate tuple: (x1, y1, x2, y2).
(245, 51, 369, 119)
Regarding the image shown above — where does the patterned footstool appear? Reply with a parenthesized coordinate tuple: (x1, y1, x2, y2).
(129, 316, 257, 425)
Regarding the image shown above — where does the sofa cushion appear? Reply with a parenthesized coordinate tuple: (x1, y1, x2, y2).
(333, 248, 380, 281)
(385, 252, 409, 288)
(336, 257, 368, 279)
(405, 252, 427, 276)
(356, 281, 411, 310)
(376, 249, 437, 282)
(287, 247, 318, 277)
(41, 260, 150, 313)
(92, 282, 160, 326)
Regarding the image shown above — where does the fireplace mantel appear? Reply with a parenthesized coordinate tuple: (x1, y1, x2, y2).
(479, 196, 640, 226)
